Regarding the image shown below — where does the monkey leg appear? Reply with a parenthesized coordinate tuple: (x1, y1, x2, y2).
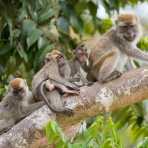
(98, 51, 120, 83)
(20, 101, 44, 118)
(53, 82, 79, 95)
(104, 70, 122, 82)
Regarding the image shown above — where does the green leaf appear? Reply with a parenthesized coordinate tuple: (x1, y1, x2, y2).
(33, 44, 54, 70)
(87, 1, 97, 17)
(136, 137, 148, 148)
(22, 19, 36, 37)
(83, 21, 95, 34)
(70, 14, 83, 34)
(75, 1, 87, 15)
(17, 44, 28, 62)
(38, 8, 55, 23)
(7, 18, 13, 46)
(45, 121, 67, 147)
(0, 44, 12, 55)
(57, 17, 69, 35)
(26, 29, 42, 48)
(37, 37, 48, 49)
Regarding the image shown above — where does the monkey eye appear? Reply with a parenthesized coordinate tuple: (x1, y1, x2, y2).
(15, 87, 23, 92)
(18, 88, 23, 91)
(56, 55, 63, 60)
(120, 25, 128, 29)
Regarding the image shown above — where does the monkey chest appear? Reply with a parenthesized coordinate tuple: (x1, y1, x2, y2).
(116, 52, 128, 72)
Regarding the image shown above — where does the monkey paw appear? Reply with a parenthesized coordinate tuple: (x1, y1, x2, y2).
(63, 108, 74, 116)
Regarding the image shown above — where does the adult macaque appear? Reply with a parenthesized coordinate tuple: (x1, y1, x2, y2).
(32, 50, 79, 115)
(78, 13, 147, 83)
(0, 78, 43, 133)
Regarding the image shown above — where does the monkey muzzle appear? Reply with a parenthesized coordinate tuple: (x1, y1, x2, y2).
(13, 88, 24, 96)
(124, 32, 136, 41)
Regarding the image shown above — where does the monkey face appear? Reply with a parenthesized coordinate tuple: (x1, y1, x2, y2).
(76, 47, 88, 64)
(44, 50, 65, 65)
(116, 13, 139, 42)
(10, 78, 27, 98)
(56, 55, 65, 67)
(118, 24, 138, 41)
(12, 87, 25, 97)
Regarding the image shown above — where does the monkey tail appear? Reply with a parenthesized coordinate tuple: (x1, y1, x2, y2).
(40, 81, 65, 113)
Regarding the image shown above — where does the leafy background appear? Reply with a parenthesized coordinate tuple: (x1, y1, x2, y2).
(0, 0, 148, 147)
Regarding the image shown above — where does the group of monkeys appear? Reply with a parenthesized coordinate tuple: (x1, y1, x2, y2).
(1, 13, 148, 119)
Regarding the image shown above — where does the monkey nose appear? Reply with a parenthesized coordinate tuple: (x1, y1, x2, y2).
(13, 90, 19, 95)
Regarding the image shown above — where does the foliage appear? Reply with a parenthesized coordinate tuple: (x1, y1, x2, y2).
(45, 116, 123, 148)
(45, 116, 148, 148)
(1, 0, 148, 146)
(0, 0, 145, 95)
(0, 0, 110, 97)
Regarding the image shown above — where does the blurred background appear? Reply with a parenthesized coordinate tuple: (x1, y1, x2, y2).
(0, 0, 148, 147)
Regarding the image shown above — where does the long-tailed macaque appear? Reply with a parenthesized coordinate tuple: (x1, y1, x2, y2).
(2, 78, 34, 106)
(77, 13, 147, 83)
(0, 78, 43, 133)
(69, 45, 91, 86)
(32, 50, 79, 115)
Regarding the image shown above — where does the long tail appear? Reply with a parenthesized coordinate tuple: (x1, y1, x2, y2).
(40, 81, 65, 113)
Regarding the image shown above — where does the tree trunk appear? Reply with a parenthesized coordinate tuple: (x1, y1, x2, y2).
(0, 67, 148, 148)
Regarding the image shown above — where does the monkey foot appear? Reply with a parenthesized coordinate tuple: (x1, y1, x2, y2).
(63, 108, 74, 116)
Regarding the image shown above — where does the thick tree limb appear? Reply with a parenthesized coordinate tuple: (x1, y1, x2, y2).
(0, 67, 148, 148)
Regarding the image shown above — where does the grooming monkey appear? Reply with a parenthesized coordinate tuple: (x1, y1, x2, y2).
(32, 50, 79, 115)
(77, 13, 147, 83)
(0, 78, 43, 133)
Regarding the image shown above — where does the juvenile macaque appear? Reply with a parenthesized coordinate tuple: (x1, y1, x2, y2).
(69, 45, 91, 86)
(79, 13, 147, 83)
(32, 50, 79, 115)
(4, 78, 34, 106)
(0, 78, 43, 133)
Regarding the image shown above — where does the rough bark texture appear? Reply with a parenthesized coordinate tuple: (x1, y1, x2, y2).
(0, 67, 148, 148)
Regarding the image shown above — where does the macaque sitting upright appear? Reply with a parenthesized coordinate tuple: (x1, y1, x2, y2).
(0, 78, 43, 133)
(76, 13, 147, 83)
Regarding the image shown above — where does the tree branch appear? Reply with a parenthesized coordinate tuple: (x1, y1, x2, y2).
(0, 67, 148, 148)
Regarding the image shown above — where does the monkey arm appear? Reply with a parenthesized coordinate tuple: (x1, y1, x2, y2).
(20, 101, 44, 118)
(125, 47, 148, 61)
(97, 50, 120, 82)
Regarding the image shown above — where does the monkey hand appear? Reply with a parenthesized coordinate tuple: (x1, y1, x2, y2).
(63, 108, 74, 116)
